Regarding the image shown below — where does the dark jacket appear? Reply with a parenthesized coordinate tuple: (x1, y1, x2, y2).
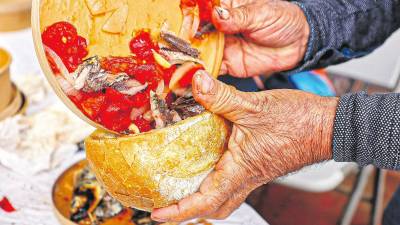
(291, 1, 400, 224)
(293, 0, 400, 170)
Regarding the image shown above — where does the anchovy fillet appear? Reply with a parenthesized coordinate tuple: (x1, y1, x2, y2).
(161, 31, 200, 58)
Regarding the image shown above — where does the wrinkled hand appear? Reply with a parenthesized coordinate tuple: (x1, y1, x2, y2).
(151, 70, 338, 222)
(213, 0, 310, 77)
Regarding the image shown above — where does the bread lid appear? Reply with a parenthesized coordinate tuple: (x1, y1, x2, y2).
(32, 0, 224, 134)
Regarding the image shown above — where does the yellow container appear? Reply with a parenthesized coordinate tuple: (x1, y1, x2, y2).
(0, 48, 13, 113)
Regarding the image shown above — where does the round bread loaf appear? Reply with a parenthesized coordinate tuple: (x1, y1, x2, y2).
(33, 0, 228, 212)
(86, 112, 230, 211)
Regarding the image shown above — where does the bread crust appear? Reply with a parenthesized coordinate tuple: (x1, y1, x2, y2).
(86, 112, 231, 211)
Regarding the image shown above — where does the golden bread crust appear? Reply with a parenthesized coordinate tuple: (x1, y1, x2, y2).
(86, 112, 231, 211)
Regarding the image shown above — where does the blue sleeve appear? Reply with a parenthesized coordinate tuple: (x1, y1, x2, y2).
(286, 0, 400, 74)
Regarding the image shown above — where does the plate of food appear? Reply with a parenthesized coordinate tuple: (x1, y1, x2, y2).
(52, 159, 180, 225)
(33, 0, 230, 212)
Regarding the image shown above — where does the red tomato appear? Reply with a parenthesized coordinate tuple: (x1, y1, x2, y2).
(130, 64, 158, 83)
(42, 21, 88, 73)
(178, 66, 203, 87)
(133, 117, 152, 132)
(197, 0, 214, 23)
(76, 36, 89, 58)
(129, 30, 159, 61)
(99, 105, 132, 133)
(0, 197, 16, 213)
(101, 56, 137, 74)
(81, 95, 106, 120)
(104, 88, 133, 111)
(180, 0, 213, 24)
(45, 51, 60, 74)
(42, 21, 78, 52)
(130, 92, 150, 108)
(163, 65, 177, 85)
(181, 0, 197, 7)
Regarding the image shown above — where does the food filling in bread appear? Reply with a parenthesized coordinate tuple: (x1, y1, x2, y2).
(41, 0, 215, 134)
(69, 166, 163, 225)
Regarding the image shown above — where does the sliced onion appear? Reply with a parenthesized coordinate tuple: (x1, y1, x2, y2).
(128, 124, 140, 134)
(154, 115, 166, 129)
(130, 106, 149, 120)
(125, 79, 142, 87)
(56, 76, 80, 97)
(171, 110, 182, 123)
(142, 110, 154, 121)
(179, 8, 194, 41)
(155, 80, 165, 96)
(119, 79, 148, 96)
(44, 45, 74, 85)
(190, 6, 201, 39)
(179, 6, 200, 40)
(73, 65, 91, 90)
(169, 62, 197, 91)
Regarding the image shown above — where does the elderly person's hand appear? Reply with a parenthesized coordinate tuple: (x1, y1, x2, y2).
(213, 0, 310, 77)
(151, 70, 338, 222)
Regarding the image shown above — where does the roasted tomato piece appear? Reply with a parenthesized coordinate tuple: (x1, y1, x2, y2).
(72, 36, 89, 58)
(0, 197, 16, 213)
(181, 0, 197, 7)
(42, 21, 88, 73)
(133, 117, 152, 132)
(129, 64, 159, 83)
(130, 92, 150, 108)
(104, 88, 133, 111)
(63, 54, 84, 72)
(178, 65, 203, 87)
(129, 30, 159, 61)
(180, 0, 213, 24)
(42, 21, 78, 52)
(197, 0, 214, 23)
(45, 51, 60, 74)
(101, 56, 137, 74)
(81, 95, 106, 120)
(100, 104, 132, 133)
(163, 65, 177, 85)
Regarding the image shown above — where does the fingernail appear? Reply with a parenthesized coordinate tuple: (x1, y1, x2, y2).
(195, 70, 213, 95)
(215, 6, 230, 20)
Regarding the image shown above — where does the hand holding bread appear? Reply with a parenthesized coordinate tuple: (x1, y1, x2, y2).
(152, 70, 337, 222)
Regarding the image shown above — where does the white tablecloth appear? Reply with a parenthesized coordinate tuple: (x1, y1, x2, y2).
(0, 152, 268, 225)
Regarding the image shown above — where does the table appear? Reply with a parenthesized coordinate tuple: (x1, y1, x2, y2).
(0, 152, 269, 225)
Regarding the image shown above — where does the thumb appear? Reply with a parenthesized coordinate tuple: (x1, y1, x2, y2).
(212, 5, 256, 34)
(192, 70, 250, 122)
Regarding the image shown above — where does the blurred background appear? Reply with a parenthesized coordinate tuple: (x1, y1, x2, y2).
(0, 0, 399, 224)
